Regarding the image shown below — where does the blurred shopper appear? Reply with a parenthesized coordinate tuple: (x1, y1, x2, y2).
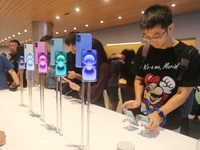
(67, 38, 110, 107)
(0, 55, 20, 90)
(7, 39, 27, 88)
(106, 53, 123, 111)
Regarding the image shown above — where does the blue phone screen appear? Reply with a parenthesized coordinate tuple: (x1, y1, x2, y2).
(76, 33, 92, 68)
(82, 49, 97, 82)
(55, 51, 67, 76)
(26, 53, 35, 71)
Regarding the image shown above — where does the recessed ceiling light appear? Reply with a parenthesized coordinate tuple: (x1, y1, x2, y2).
(64, 30, 67, 32)
(29, 39, 31, 41)
(4, 38, 7, 40)
(8, 36, 11, 39)
(141, 11, 145, 14)
(76, 8, 80, 12)
(13, 35, 15, 37)
(24, 29, 27, 32)
(18, 32, 21, 35)
(56, 32, 59, 34)
(74, 27, 77, 30)
(100, 20, 104, 23)
(56, 16, 60, 19)
(2, 40, 4, 42)
(118, 16, 122, 19)
(85, 24, 89, 27)
(172, 4, 176, 7)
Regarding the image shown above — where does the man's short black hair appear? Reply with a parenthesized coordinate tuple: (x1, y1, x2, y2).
(40, 35, 53, 42)
(140, 4, 173, 30)
(65, 31, 80, 46)
(9, 39, 20, 46)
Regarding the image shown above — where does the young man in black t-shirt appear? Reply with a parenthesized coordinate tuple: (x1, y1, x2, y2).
(7, 40, 27, 88)
(122, 5, 200, 132)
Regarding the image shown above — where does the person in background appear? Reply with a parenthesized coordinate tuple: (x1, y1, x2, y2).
(1, 53, 7, 57)
(66, 38, 110, 107)
(7, 39, 27, 88)
(0, 130, 6, 146)
(7, 53, 12, 60)
(63, 31, 82, 98)
(106, 53, 123, 111)
(120, 49, 140, 115)
(40, 35, 56, 89)
(122, 4, 200, 133)
(0, 55, 20, 90)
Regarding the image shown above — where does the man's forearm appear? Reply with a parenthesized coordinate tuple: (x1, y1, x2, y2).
(8, 69, 20, 85)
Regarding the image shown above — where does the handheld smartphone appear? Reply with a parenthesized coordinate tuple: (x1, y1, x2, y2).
(55, 51, 67, 76)
(50, 38, 63, 66)
(123, 109, 139, 126)
(34, 42, 46, 64)
(82, 49, 97, 82)
(76, 33, 92, 68)
(18, 55, 25, 69)
(38, 52, 48, 73)
(138, 114, 149, 123)
(24, 44, 33, 63)
(26, 53, 35, 71)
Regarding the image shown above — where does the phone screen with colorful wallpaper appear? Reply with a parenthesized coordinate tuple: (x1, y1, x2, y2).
(76, 33, 92, 68)
(18, 55, 25, 69)
(50, 38, 63, 66)
(55, 51, 67, 76)
(82, 49, 97, 82)
(34, 42, 45, 64)
(26, 53, 35, 71)
(38, 52, 48, 73)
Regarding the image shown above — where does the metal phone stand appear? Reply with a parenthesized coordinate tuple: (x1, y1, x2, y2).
(27, 71, 34, 112)
(19, 69, 24, 105)
(56, 76, 63, 135)
(80, 82, 91, 150)
(40, 73, 45, 121)
(81, 82, 85, 150)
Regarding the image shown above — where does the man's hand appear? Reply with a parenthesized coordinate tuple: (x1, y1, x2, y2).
(0, 131, 6, 146)
(147, 111, 163, 132)
(122, 100, 141, 110)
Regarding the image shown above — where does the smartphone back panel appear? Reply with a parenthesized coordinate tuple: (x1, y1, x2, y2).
(82, 49, 97, 82)
(50, 38, 63, 66)
(55, 51, 67, 76)
(24, 44, 33, 63)
(76, 33, 92, 68)
(26, 53, 35, 71)
(38, 52, 48, 73)
(34, 42, 46, 64)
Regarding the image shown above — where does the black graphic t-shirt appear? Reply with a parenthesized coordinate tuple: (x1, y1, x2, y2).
(134, 41, 200, 129)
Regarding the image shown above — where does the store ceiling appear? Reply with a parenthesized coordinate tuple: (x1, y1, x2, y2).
(0, 0, 200, 46)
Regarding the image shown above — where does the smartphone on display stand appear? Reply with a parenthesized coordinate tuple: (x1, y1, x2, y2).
(55, 51, 67, 76)
(24, 44, 33, 63)
(50, 38, 63, 66)
(76, 33, 92, 68)
(26, 53, 35, 71)
(18, 55, 25, 69)
(34, 42, 45, 64)
(38, 52, 48, 73)
(82, 49, 97, 82)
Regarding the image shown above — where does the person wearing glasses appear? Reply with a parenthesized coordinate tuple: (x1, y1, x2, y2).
(122, 4, 200, 133)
